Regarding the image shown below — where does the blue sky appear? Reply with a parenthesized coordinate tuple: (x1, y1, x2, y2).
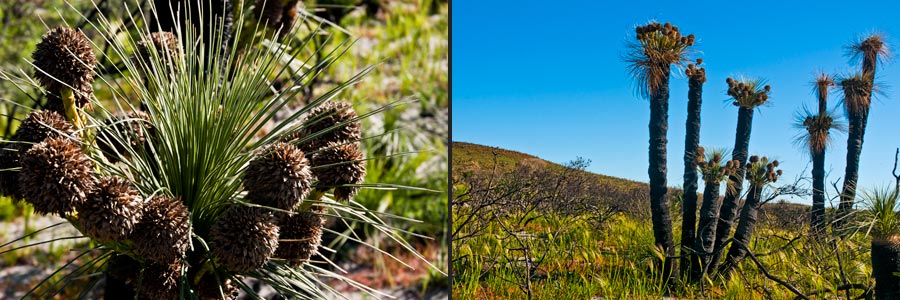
(452, 0, 900, 205)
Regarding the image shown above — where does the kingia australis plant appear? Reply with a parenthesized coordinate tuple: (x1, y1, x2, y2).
(691, 146, 739, 282)
(858, 187, 900, 299)
(794, 73, 843, 232)
(679, 59, 705, 277)
(710, 77, 770, 272)
(624, 21, 695, 282)
(718, 155, 782, 276)
(838, 34, 889, 223)
(0, 3, 438, 299)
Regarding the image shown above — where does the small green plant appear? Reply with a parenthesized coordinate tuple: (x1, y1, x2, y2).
(858, 187, 900, 299)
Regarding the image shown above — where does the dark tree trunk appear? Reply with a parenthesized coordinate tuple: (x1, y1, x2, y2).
(679, 75, 703, 277)
(692, 180, 720, 282)
(871, 238, 900, 300)
(839, 51, 877, 228)
(719, 184, 763, 275)
(811, 150, 826, 231)
(838, 110, 869, 225)
(648, 66, 677, 283)
(710, 106, 754, 271)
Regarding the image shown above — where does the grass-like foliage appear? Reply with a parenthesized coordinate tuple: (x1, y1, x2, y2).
(859, 187, 900, 240)
(0, 1, 441, 298)
(624, 21, 695, 99)
(793, 107, 845, 155)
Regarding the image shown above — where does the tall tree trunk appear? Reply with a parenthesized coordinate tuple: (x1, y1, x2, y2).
(811, 150, 826, 231)
(679, 75, 703, 277)
(710, 107, 753, 271)
(839, 110, 869, 226)
(719, 183, 762, 275)
(692, 180, 720, 282)
(648, 66, 676, 283)
(871, 237, 900, 299)
(839, 48, 878, 228)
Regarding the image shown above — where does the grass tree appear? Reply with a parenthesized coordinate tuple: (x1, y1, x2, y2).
(710, 77, 771, 271)
(794, 73, 843, 232)
(859, 187, 900, 299)
(839, 34, 889, 220)
(679, 59, 705, 277)
(691, 147, 738, 281)
(624, 21, 694, 282)
(718, 155, 782, 275)
(0, 6, 438, 299)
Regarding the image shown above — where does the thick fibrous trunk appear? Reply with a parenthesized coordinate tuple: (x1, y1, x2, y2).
(839, 50, 877, 227)
(839, 110, 869, 222)
(648, 67, 676, 282)
(679, 76, 703, 277)
(710, 107, 753, 270)
(871, 238, 900, 300)
(692, 180, 720, 281)
(719, 184, 762, 275)
(811, 150, 826, 231)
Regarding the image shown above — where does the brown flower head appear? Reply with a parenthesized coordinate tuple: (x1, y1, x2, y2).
(32, 26, 96, 107)
(14, 110, 75, 144)
(132, 195, 191, 264)
(136, 32, 180, 73)
(77, 176, 143, 242)
(310, 142, 366, 200)
(0, 110, 74, 198)
(210, 206, 279, 272)
(300, 101, 361, 151)
(244, 142, 312, 212)
(18, 137, 95, 215)
(275, 205, 326, 265)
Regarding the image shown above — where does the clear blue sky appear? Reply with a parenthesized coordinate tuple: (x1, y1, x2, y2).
(452, 0, 900, 205)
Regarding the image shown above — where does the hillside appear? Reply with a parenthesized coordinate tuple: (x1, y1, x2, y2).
(452, 141, 645, 187)
(451, 141, 810, 228)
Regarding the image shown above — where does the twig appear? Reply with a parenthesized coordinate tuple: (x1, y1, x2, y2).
(735, 242, 809, 300)
(892, 148, 900, 193)
(755, 234, 803, 257)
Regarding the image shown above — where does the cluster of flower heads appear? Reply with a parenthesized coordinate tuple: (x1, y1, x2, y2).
(685, 58, 706, 83)
(802, 114, 835, 152)
(3, 25, 369, 298)
(209, 100, 367, 272)
(634, 22, 695, 46)
(0, 108, 191, 298)
(726, 77, 771, 107)
(746, 155, 783, 185)
(696, 146, 740, 183)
